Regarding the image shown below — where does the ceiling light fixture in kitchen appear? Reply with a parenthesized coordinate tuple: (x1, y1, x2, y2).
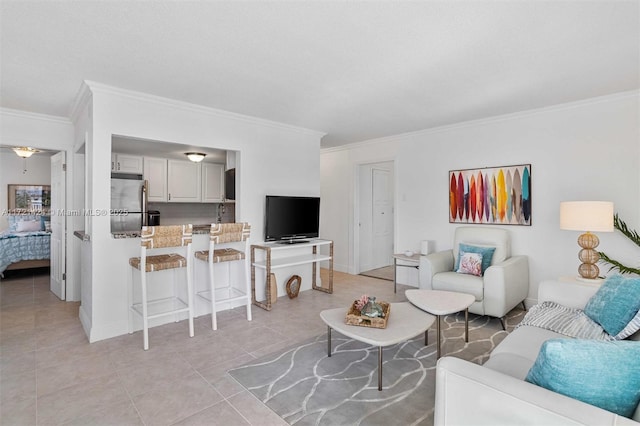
(185, 152, 206, 163)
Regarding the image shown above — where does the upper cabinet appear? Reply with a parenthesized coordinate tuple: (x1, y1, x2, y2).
(111, 154, 143, 174)
(167, 160, 201, 202)
(143, 157, 168, 202)
(139, 156, 227, 204)
(202, 163, 225, 202)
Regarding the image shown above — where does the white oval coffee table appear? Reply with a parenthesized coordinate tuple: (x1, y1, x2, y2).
(320, 302, 435, 390)
(405, 289, 475, 359)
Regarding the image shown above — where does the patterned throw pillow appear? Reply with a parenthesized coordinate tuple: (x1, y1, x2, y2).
(456, 252, 483, 276)
(455, 243, 496, 275)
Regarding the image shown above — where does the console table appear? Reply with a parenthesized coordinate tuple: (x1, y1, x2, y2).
(251, 239, 333, 311)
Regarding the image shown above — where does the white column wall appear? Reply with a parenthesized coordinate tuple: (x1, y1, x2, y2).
(85, 84, 323, 341)
(321, 92, 640, 305)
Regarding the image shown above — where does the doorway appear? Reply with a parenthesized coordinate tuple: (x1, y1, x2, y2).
(357, 161, 394, 279)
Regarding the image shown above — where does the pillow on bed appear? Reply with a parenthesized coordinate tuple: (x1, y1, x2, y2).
(40, 215, 50, 231)
(16, 220, 41, 232)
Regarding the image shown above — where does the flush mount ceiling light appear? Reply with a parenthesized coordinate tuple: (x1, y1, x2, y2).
(185, 152, 206, 163)
(12, 147, 40, 158)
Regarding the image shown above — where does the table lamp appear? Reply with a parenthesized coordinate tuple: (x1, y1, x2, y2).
(560, 201, 614, 280)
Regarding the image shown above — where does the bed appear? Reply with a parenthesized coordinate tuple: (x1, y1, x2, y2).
(0, 214, 51, 276)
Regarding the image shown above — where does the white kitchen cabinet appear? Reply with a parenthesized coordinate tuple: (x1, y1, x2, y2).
(143, 157, 168, 202)
(112, 154, 143, 174)
(202, 163, 225, 202)
(168, 160, 201, 202)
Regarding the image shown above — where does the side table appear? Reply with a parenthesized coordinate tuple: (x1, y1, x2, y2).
(391, 252, 420, 293)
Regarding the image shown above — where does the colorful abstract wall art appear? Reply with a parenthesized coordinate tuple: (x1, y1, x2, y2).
(449, 164, 531, 226)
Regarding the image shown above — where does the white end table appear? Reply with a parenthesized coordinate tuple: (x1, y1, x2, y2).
(320, 302, 435, 391)
(405, 289, 475, 359)
(391, 253, 420, 293)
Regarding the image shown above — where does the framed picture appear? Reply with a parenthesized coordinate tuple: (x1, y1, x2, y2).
(7, 184, 51, 212)
(449, 164, 531, 226)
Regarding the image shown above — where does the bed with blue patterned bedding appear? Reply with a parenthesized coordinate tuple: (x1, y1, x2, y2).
(0, 231, 51, 274)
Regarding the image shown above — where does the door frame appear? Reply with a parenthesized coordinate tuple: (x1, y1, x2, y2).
(353, 159, 396, 275)
(50, 151, 66, 300)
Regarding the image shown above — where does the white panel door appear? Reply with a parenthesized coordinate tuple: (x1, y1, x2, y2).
(371, 168, 393, 269)
(50, 151, 66, 300)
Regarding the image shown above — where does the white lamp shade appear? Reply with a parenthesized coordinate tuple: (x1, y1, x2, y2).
(560, 201, 614, 232)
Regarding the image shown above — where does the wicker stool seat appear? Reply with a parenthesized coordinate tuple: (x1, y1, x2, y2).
(128, 224, 194, 350)
(194, 223, 251, 330)
(129, 253, 187, 272)
(195, 248, 244, 263)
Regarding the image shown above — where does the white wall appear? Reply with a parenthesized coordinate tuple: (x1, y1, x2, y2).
(83, 82, 325, 342)
(0, 150, 51, 230)
(321, 92, 640, 305)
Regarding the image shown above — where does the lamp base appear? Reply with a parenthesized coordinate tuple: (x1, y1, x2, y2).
(577, 232, 601, 280)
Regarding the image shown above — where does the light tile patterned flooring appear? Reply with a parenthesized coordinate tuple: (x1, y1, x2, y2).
(0, 269, 410, 425)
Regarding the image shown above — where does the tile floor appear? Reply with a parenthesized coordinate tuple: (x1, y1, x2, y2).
(0, 268, 410, 425)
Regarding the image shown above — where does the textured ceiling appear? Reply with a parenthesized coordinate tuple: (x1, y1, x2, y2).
(1, 1, 638, 147)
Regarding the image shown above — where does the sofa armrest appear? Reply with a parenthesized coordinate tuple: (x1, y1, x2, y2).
(435, 357, 637, 426)
(538, 279, 599, 310)
(482, 255, 529, 318)
(419, 250, 454, 289)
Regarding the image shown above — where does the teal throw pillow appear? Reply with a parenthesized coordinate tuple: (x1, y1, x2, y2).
(525, 339, 640, 418)
(40, 215, 50, 231)
(455, 243, 496, 275)
(584, 275, 640, 337)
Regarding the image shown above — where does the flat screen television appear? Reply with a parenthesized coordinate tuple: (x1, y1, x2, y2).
(265, 195, 320, 243)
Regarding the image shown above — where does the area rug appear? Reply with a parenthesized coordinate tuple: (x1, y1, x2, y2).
(228, 309, 525, 425)
(359, 266, 394, 281)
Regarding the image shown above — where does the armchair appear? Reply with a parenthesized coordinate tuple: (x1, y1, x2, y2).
(419, 226, 529, 328)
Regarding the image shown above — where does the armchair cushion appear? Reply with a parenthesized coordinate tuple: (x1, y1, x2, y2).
(584, 275, 640, 338)
(433, 272, 484, 301)
(455, 243, 496, 275)
(525, 338, 640, 418)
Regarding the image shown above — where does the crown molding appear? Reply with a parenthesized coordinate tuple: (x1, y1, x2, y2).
(0, 107, 72, 125)
(321, 89, 640, 154)
(69, 81, 92, 124)
(83, 81, 327, 138)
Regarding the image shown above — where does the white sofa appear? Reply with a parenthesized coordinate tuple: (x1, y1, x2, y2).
(420, 226, 529, 327)
(434, 279, 640, 425)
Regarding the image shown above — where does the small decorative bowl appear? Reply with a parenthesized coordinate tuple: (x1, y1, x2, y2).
(404, 250, 414, 257)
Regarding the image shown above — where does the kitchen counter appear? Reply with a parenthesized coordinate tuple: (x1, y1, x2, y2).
(112, 231, 141, 239)
(111, 223, 221, 238)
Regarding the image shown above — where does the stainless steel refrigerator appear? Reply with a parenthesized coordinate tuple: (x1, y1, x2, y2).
(110, 175, 148, 233)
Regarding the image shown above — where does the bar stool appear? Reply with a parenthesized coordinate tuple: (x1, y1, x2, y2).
(128, 224, 194, 350)
(194, 223, 251, 330)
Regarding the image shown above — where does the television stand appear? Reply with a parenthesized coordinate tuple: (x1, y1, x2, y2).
(250, 239, 333, 311)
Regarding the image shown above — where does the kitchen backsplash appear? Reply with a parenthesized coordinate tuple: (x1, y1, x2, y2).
(148, 202, 235, 225)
